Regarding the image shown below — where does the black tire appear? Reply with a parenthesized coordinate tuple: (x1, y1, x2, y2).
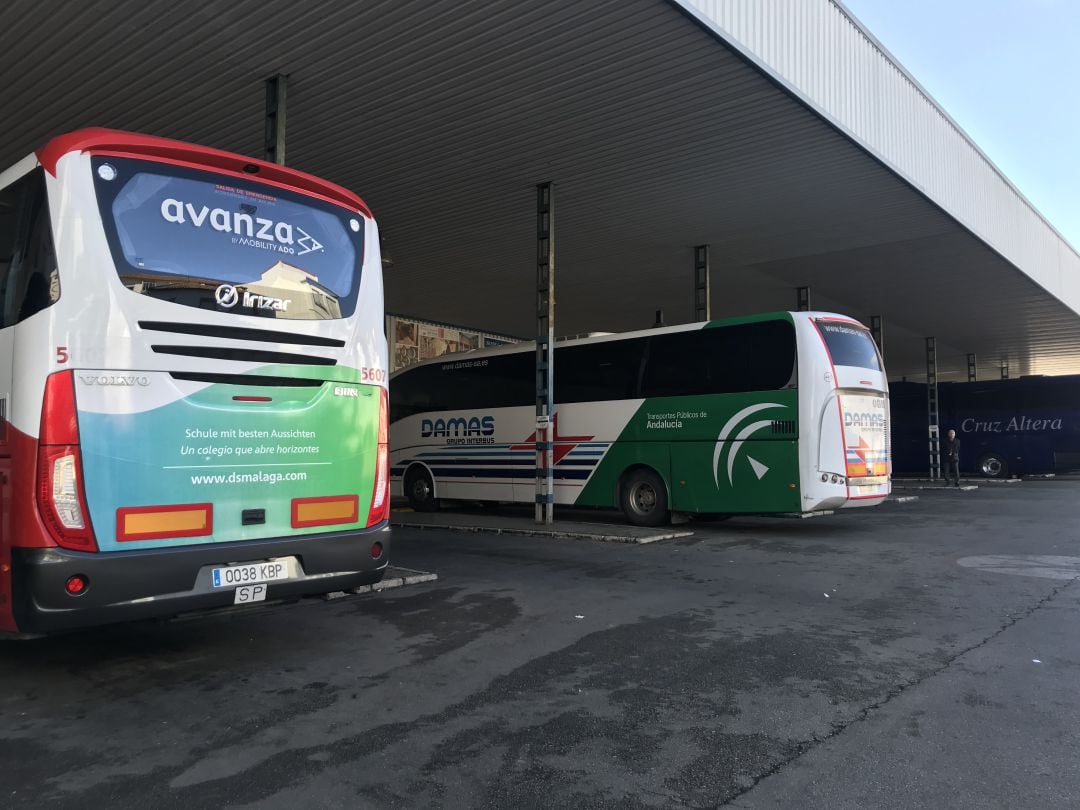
(404, 466, 439, 512)
(976, 452, 1009, 479)
(619, 468, 670, 527)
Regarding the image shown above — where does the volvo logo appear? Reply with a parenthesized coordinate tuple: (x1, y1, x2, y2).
(215, 284, 239, 308)
(79, 374, 150, 387)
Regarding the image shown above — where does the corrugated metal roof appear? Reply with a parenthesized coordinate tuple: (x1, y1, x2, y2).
(0, 0, 1077, 380)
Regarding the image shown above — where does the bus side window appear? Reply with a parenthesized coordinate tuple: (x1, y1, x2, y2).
(2, 169, 60, 327)
(477, 352, 532, 409)
(735, 321, 796, 391)
(391, 352, 533, 422)
(704, 321, 796, 393)
(392, 364, 440, 421)
(555, 339, 645, 403)
(642, 321, 796, 398)
(642, 331, 710, 397)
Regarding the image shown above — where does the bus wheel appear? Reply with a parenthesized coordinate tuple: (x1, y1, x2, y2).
(405, 467, 439, 512)
(977, 453, 1008, 479)
(620, 468, 669, 527)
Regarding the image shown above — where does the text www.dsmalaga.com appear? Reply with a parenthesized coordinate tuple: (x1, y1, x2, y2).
(190, 470, 309, 485)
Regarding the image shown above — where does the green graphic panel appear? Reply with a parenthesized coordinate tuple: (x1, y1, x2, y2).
(670, 440, 800, 513)
(576, 390, 802, 514)
(80, 377, 380, 551)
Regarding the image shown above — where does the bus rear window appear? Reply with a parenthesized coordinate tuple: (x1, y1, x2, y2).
(817, 321, 881, 370)
(92, 156, 364, 320)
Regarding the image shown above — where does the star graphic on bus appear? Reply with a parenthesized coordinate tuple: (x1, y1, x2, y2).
(848, 436, 872, 464)
(511, 414, 594, 464)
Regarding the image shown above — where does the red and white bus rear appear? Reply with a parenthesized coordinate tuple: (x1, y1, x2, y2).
(0, 129, 389, 635)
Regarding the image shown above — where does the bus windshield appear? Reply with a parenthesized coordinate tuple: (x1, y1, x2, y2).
(92, 156, 364, 319)
(817, 321, 881, 370)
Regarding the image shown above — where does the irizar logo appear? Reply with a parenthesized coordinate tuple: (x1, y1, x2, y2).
(214, 283, 291, 312)
(160, 198, 324, 256)
(712, 402, 789, 487)
(334, 386, 359, 397)
(215, 284, 239, 308)
(422, 416, 495, 438)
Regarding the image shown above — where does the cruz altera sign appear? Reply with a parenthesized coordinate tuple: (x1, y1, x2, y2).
(962, 415, 1064, 433)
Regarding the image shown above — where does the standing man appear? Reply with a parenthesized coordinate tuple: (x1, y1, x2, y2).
(942, 428, 961, 488)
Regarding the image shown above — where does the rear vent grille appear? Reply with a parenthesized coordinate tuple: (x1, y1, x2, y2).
(170, 372, 323, 387)
(152, 345, 337, 366)
(140, 321, 345, 348)
(770, 419, 797, 435)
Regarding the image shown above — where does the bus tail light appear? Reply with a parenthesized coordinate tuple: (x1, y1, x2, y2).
(37, 371, 98, 551)
(49, 452, 84, 528)
(366, 387, 390, 527)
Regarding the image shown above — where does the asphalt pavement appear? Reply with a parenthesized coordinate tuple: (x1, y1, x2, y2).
(3, 480, 1079, 809)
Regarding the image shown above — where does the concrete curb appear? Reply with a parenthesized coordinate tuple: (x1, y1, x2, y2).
(892, 485, 979, 491)
(391, 520, 692, 545)
(324, 566, 439, 599)
(894, 478, 1018, 486)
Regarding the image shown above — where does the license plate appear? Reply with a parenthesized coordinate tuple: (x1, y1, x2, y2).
(211, 560, 291, 589)
(234, 583, 268, 605)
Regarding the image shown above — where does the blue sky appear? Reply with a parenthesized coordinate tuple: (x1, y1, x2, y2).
(841, 0, 1080, 250)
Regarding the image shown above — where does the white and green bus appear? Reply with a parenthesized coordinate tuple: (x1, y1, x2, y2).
(0, 129, 389, 635)
(390, 312, 889, 525)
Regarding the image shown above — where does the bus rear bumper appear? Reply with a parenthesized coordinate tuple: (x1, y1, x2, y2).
(9, 524, 391, 635)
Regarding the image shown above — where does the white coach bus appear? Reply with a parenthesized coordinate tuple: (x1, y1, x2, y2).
(390, 311, 890, 525)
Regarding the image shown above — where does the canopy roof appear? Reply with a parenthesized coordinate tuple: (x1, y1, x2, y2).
(2, 0, 1077, 380)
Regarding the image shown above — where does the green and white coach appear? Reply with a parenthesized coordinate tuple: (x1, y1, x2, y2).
(390, 312, 889, 526)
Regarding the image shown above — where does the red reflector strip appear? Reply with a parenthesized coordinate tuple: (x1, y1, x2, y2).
(233, 396, 272, 402)
(116, 503, 213, 542)
(291, 495, 359, 529)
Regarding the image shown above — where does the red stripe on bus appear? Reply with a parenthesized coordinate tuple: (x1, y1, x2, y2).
(37, 128, 372, 217)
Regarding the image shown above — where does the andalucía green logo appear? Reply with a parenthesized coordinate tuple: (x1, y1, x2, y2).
(712, 402, 789, 487)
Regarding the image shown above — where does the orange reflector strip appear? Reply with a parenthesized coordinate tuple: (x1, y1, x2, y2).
(116, 503, 213, 542)
(846, 461, 889, 478)
(291, 495, 359, 529)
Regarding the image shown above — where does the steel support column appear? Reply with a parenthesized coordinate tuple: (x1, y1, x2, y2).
(926, 337, 940, 479)
(693, 245, 710, 322)
(967, 353, 977, 383)
(869, 315, 883, 357)
(796, 286, 810, 312)
(535, 183, 555, 525)
(264, 74, 287, 166)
